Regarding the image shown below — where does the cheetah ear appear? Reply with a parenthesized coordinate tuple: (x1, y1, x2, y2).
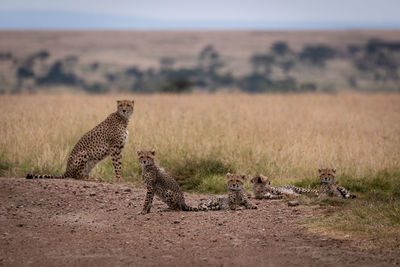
(226, 172, 231, 178)
(250, 177, 255, 183)
(117, 100, 121, 105)
(131, 100, 135, 104)
(150, 150, 156, 156)
(137, 151, 141, 156)
(318, 169, 322, 173)
(257, 177, 263, 183)
(333, 169, 336, 173)
(241, 174, 247, 180)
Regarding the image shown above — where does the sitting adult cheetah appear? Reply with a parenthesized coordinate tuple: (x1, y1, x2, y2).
(198, 173, 257, 211)
(318, 168, 356, 198)
(137, 150, 198, 214)
(251, 174, 318, 199)
(26, 100, 134, 181)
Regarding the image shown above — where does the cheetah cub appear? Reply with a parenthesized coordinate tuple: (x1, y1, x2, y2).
(137, 150, 198, 214)
(318, 168, 356, 199)
(251, 174, 318, 199)
(26, 100, 134, 181)
(198, 173, 257, 211)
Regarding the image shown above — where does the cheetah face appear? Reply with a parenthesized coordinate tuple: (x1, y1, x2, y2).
(117, 100, 134, 119)
(137, 150, 156, 167)
(227, 173, 246, 191)
(319, 168, 336, 184)
(251, 174, 271, 189)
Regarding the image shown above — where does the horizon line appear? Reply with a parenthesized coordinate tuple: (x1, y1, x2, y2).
(1, 10, 400, 30)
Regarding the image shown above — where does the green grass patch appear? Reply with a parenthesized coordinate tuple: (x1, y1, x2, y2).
(293, 168, 400, 201)
(310, 198, 400, 250)
(166, 155, 234, 192)
(0, 153, 13, 177)
(292, 177, 319, 189)
(338, 168, 400, 200)
(305, 168, 400, 250)
(196, 175, 227, 194)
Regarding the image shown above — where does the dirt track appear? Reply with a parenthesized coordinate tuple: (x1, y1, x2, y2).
(0, 178, 399, 266)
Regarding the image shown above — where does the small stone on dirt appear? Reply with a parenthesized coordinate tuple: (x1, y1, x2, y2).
(288, 200, 299, 207)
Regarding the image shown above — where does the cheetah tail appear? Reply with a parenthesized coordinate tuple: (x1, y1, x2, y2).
(182, 204, 199, 212)
(337, 186, 356, 199)
(26, 173, 63, 179)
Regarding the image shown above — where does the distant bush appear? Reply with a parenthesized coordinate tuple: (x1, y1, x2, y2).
(271, 41, 291, 56)
(36, 60, 82, 86)
(161, 78, 192, 93)
(299, 82, 317, 92)
(105, 73, 117, 82)
(32, 50, 50, 61)
(198, 45, 224, 74)
(299, 45, 336, 66)
(353, 39, 400, 81)
(132, 67, 197, 93)
(239, 74, 308, 93)
(84, 82, 110, 94)
(211, 72, 235, 87)
(132, 76, 165, 93)
(90, 62, 99, 71)
(125, 66, 143, 78)
(15, 50, 51, 87)
(0, 52, 14, 61)
(159, 57, 175, 71)
(272, 77, 298, 92)
(250, 54, 274, 75)
(17, 66, 34, 80)
(238, 73, 273, 93)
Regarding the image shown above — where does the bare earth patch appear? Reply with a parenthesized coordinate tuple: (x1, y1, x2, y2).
(0, 178, 399, 266)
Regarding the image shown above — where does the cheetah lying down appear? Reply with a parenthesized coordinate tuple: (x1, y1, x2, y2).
(251, 174, 319, 199)
(318, 168, 356, 199)
(251, 169, 355, 200)
(198, 173, 257, 211)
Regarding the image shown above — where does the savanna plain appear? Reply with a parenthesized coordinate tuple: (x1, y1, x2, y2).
(1, 93, 400, 266)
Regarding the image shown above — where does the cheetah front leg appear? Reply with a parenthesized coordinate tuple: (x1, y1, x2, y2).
(110, 144, 123, 182)
(139, 188, 155, 215)
(242, 194, 257, 209)
(228, 192, 238, 210)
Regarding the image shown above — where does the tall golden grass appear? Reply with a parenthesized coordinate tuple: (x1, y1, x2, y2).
(0, 93, 399, 183)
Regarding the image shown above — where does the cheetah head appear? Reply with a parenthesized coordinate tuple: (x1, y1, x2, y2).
(117, 100, 134, 119)
(251, 174, 270, 186)
(318, 168, 336, 184)
(251, 174, 271, 188)
(137, 150, 156, 167)
(227, 173, 246, 191)
(250, 174, 270, 198)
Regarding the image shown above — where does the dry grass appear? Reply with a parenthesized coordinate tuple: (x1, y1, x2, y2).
(1, 92, 400, 249)
(1, 93, 399, 181)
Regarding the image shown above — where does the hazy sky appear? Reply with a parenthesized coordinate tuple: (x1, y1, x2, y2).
(1, 0, 400, 29)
